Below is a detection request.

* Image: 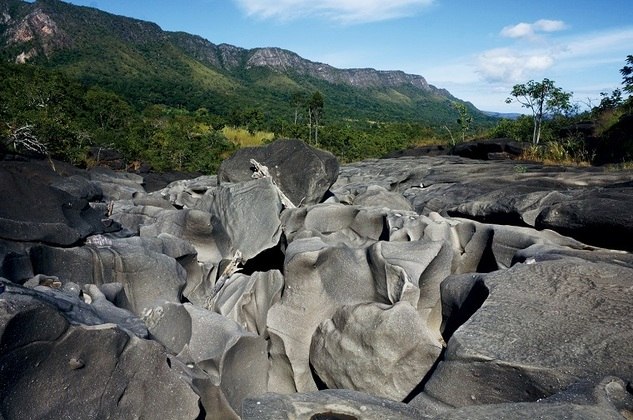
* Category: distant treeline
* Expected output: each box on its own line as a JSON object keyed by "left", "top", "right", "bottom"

{"left": 0, "top": 62, "right": 475, "bottom": 171}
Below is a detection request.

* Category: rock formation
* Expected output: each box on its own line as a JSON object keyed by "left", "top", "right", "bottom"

{"left": 1, "top": 141, "right": 633, "bottom": 419}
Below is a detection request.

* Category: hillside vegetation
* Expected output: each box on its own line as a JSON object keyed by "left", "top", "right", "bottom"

{"left": 0, "top": 0, "right": 502, "bottom": 171}
{"left": 12, "top": 2, "right": 631, "bottom": 171}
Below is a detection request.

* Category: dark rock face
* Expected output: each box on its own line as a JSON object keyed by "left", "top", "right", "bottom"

{"left": 0, "top": 286, "right": 201, "bottom": 419}
{"left": 451, "top": 138, "right": 527, "bottom": 160}
{"left": 0, "top": 162, "right": 107, "bottom": 245}
{"left": 426, "top": 260, "right": 633, "bottom": 406}
{"left": 2, "top": 149, "right": 633, "bottom": 419}
{"left": 333, "top": 156, "right": 633, "bottom": 251}
{"left": 534, "top": 187, "right": 633, "bottom": 251}
{"left": 218, "top": 139, "right": 339, "bottom": 206}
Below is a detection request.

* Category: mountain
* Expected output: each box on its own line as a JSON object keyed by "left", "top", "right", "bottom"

{"left": 483, "top": 111, "right": 523, "bottom": 120}
{"left": 0, "top": 0, "right": 492, "bottom": 126}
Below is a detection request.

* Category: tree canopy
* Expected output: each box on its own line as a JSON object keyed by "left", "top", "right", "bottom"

{"left": 506, "top": 79, "right": 573, "bottom": 144}
{"left": 621, "top": 55, "right": 633, "bottom": 96}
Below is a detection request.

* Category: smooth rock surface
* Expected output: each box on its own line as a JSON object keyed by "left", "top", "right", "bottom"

{"left": 243, "top": 389, "right": 424, "bottom": 420}
{"left": 2, "top": 152, "right": 633, "bottom": 418}
{"left": 0, "top": 162, "right": 106, "bottom": 245}
{"left": 310, "top": 301, "right": 443, "bottom": 401}
{"left": 425, "top": 260, "right": 633, "bottom": 407}
{"left": 0, "top": 294, "right": 201, "bottom": 419}
{"left": 218, "top": 138, "right": 339, "bottom": 206}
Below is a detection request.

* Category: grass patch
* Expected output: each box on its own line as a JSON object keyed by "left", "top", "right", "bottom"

{"left": 410, "top": 137, "right": 448, "bottom": 147}
{"left": 604, "top": 161, "right": 633, "bottom": 171}
{"left": 519, "top": 142, "right": 592, "bottom": 167}
{"left": 222, "top": 127, "right": 275, "bottom": 147}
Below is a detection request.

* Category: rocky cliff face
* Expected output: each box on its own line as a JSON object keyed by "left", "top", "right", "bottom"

{"left": 3, "top": 5, "right": 71, "bottom": 62}
{"left": 245, "top": 47, "right": 432, "bottom": 90}
{"left": 2, "top": 0, "right": 442, "bottom": 94}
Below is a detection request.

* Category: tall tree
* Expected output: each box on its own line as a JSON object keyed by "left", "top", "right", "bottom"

{"left": 454, "top": 102, "right": 473, "bottom": 144}
{"left": 506, "top": 78, "right": 573, "bottom": 144}
{"left": 308, "top": 91, "right": 324, "bottom": 146}
{"left": 621, "top": 55, "right": 633, "bottom": 96}
{"left": 290, "top": 91, "right": 306, "bottom": 125}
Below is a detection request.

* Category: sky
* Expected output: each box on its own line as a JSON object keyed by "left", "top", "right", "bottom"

{"left": 59, "top": 0, "right": 633, "bottom": 113}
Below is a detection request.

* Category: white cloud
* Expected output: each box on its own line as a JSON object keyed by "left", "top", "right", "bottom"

{"left": 233, "top": 0, "right": 434, "bottom": 24}
{"left": 477, "top": 48, "right": 555, "bottom": 83}
{"left": 501, "top": 19, "right": 567, "bottom": 39}
{"left": 534, "top": 19, "right": 567, "bottom": 32}
{"left": 466, "top": 26, "right": 633, "bottom": 110}
{"left": 562, "top": 27, "right": 633, "bottom": 58}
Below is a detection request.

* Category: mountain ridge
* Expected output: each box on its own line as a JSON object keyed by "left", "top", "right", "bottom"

{"left": 1, "top": 0, "right": 490, "bottom": 125}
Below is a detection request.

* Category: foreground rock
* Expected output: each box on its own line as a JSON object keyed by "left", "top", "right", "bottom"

{"left": 310, "top": 301, "right": 442, "bottom": 401}
{"left": 0, "top": 286, "right": 202, "bottom": 419}
{"left": 2, "top": 145, "right": 633, "bottom": 418}
{"left": 425, "top": 259, "right": 633, "bottom": 406}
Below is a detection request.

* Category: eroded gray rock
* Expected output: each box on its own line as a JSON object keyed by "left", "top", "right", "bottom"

{"left": 243, "top": 389, "right": 424, "bottom": 420}
{"left": 209, "top": 270, "right": 284, "bottom": 338}
{"left": 218, "top": 139, "right": 339, "bottom": 206}
{"left": 201, "top": 177, "right": 283, "bottom": 261}
{"left": 29, "top": 239, "right": 187, "bottom": 316}
{"left": 352, "top": 184, "right": 413, "bottom": 211}
{"left": 310, "top": 301, "right": 443, "bottom": 401}
{"left": 0, "top": 294, "right": 201, "bottom": 419}
{"left": 0, "top": 162, "right": 106, "bottom": 246}
{"left": 430, "top": 376, "right": 633, "bottom": 420}
{"left": 425, "top": 260, "right": 633, "bottom": 407}
{"left": 1, "top": 279, "right": 147, "bottom": 337}
{"left": 181, "top": 304, "right": 269, "bottom": 415}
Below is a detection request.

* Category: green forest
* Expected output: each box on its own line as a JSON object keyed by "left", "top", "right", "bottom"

{"left": 1, "top": 0, "right": 632, "bottom": 174}
{"left": 0, "top": 61, "right": 479, "bottom": 172}
{"left": 2, "top": 55, "right": 633, "bottom": 173}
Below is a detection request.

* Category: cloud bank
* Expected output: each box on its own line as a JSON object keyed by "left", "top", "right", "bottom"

{"left": 233, "top": 0, "right": 434, "bottom": 24}
{"left": 477, "top": 48, "right": 556, "bottom": 83}
{"left": 500, "top": 19, "right": 568, "bottom": 39}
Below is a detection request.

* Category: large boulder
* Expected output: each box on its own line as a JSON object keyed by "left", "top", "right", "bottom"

{"left": 218, "top": 139, "right": 339, "bottom": 206}
{"left": 535, "top": 187, "right": 633, "bottom": 252}
{"left": 310, "top": 301, "right": 443, "bottom": 401}
{"left": 0, "top": 162, "right": 106, "bottom": 246}
{"left": 197, "top": 177, "right": 283, "bottom": 261}
{"left": 29, "top": 238, "right": 188, "bottom": 316}
{"left": 424, "top": 260, "right": 633, "bottom": 407}
{"left": 0, "top": 290, "right": 202, "bottom": 419}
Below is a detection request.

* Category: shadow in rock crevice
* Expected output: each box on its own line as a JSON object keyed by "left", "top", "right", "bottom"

{"left": 439, "top": 276, "right": 489, "bottom": 343}
{"left": 402, "top": 347, "right": 446, "bottom": 404}
{"left": 238, "top": 241, "right": 286, "bottom": 276}
{"left": 310, "top": 361, "right": 330, "bottom": 391}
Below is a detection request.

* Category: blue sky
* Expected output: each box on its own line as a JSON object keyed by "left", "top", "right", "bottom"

{"left": 61, "top": 0, "right": 633, "bottom": 113}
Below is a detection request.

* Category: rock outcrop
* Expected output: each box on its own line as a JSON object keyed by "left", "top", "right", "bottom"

{"left": 218, "top": 139, "right": 339, "bottom": 206}
{"left": 1, "top": 146, "right": 633, "bottom": 419}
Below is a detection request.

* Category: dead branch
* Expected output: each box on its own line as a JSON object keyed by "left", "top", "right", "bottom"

{"left": 250, "top": 158, "right": 296, "bottom": 208}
